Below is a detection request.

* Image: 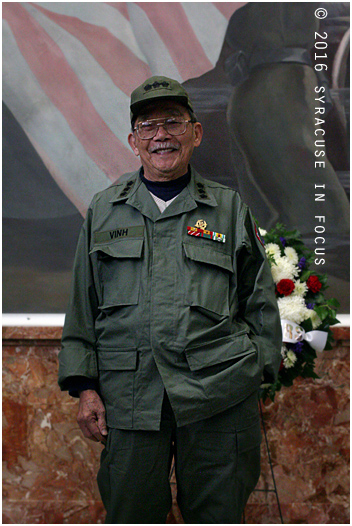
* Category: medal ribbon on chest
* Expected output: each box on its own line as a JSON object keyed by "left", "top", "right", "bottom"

{"left": 187, "top": 226, "right": 226, "bottom": 243}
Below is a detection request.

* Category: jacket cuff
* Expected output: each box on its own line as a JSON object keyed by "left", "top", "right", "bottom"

{"left": 64, "top": 376, "right": 99, "bottom": 398}
{"left": 58, "top": 345, "right": 98, "bottom": 390}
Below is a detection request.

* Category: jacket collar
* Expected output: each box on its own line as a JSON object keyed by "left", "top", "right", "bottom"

{"left": 109, "top": 170, "right": 140, "bottom": 204}
{"left": 187, "top": 167, "right": 218, "bottom": 207}
{"left": 109, "top": 166, "right": 218, "bottom": 221}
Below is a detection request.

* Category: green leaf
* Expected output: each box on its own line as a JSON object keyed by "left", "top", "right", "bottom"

{"left": 300, "top": 270, "right": 313, "bottom": 281}
{"left": 301, "top": 318, "right": 313, "bottom": 332}
{"left": 312, "top": 292, "right": 325, "bottom": 304}
{"left": 315, "top": 306, "right": 328, "bottom": 321}
{"left": 327, "top": 297, "right": 340, "bottom": 309}
{"left": 318, "top": 274, "right": 328, "bottom": 286}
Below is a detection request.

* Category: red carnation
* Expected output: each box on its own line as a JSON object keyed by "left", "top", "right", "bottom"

{"left": 277, "top": 279, "right": 295, "bottom": 296}
{"left": 307, "top": 275, "right": 322, "bottom": 293}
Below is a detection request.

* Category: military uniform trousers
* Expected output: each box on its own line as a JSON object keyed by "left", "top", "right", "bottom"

{"left": 97, "top": 391, "right": 261, "bottom": 524}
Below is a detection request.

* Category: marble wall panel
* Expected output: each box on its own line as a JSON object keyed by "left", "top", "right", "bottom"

{"left": 3, "top": 327, "right": 349, "bottom": 524}
{"left": 244, "top": 332, "right": 350, "bottom": 524}
{"left": 3, "top": 337, "right": 105, "bottom": 524}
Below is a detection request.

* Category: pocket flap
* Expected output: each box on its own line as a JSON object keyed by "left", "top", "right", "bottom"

{"left": 183, "top": 242, "right": 233, "bottom": 273}
{"left": 98, "top": 350, "right": 138, "bottom": 371}
{"left": 90, "top": 238, "right": 143, "bottom": 259}
{"left": 184, "top": 333, "right": 255, "bottom": 372}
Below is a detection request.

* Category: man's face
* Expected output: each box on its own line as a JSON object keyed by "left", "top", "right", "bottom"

{"left": 128, "top": 100, "right": 203, "bottom": 181}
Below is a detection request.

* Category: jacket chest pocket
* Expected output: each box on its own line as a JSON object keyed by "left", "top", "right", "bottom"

{"left": 182, "top": 241, "right": 233, "bottom": 316}
{"left": 90, "top": 238, "right": 144, "bottom": 309}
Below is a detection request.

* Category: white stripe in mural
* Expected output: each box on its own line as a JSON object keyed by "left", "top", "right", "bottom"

{"left": 127, "top": 3, "right": 183, "bottom": 81}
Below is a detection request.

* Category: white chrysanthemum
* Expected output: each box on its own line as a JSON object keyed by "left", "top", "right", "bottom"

{"left": 284, "top": 350, "right": 297, "bottom": 368}
{"left": 292, "top": 280, "right": 308, "bottom": 298}
{"left": 265, "top": 243, "right": 281, "bottom": 261}
{"left": 259, "top": 228, "right": 267, "bottom": 236}
{"left": 284, "top": 246, "right": 299, "bottom": 265}
{"left": 277, "top": 295, "right": 311, "bottom": 325}
{"left": 270, "top": 256, "right": 299, "bottom": 283}
{"left": 307, "top": 309, "right": 322, "bottom": 329}
{"left": 281, "top": 344, "right": 289, "bottom": 358}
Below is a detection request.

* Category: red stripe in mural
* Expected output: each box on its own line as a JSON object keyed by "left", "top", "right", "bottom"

{"left": 3, "top": 3, "right": 139, "bottom": 179}
{"left": 32, "top": 2, "right": 151, "bottom": 96}
{"left": 136, "top": 2, "right": 213, "bottom": 79}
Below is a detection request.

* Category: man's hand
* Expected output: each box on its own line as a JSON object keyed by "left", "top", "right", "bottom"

{"left": 77, "top": 390, "right": 108, "bottom": 444}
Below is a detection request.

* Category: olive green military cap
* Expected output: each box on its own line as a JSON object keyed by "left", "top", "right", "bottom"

{"left": 130, "top": 75, "right": 197, "bottom": 122}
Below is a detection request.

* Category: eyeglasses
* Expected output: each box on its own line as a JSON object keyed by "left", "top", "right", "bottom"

{"left": 134, "top": 118, "right": 193, "bottom": 140}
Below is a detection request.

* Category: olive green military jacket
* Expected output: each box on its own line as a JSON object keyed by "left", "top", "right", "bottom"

{"left": 59, "top": 167, "right": 282, "bottom": 430}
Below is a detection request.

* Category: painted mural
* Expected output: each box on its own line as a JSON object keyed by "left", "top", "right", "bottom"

{"left": 3, "top": 2, "right": 349, "bottom": 312}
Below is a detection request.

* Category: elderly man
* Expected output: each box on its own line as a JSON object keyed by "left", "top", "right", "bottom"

{"left": 59, "top": 76, "right": 282, "bottom": 524}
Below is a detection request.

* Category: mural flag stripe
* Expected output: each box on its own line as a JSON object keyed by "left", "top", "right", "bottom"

{"left": 33, "top": 3, "right": 152, "bottom": 95}
{"left": 3, "top": 20, "right": 112, "bottom": 212}
{"left": 105, "top": 2, "right": 130, "bottom": 21}
{"left": 3, "top": 2, "right": 139, "bottom": 178}
{"left": 136, "top": 2, "right": 213, "bottom": 79}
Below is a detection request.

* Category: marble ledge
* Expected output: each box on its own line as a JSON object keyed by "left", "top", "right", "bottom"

{"left": 331, "top": 325, "right": 350, "bottom": 341}
{"left": 2, "top": 324, "right": 350, "bottom": 342}
{"left": 3, "top": 326, "right": 63, "bottom": 341}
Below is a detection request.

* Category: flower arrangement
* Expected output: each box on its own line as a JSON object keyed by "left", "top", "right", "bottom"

{"left": 258, "top": 223, "right": 340, "bottom": 401}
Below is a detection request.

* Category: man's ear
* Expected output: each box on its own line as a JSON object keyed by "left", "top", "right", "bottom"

{"left": 193, "top": 122, "right": 203, "bottom": 148}
{"left": 128, "top": 133, "right": 139, "bottom": 156}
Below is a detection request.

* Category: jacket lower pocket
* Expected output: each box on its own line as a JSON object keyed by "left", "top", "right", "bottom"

{"left": 184, "top": 333, "right": 261, "bottom": 411}
{"left": 184, "top": 332, "right": 254, "bottom": 371}
{"left": 98, "top": 349, "right": 138, "bottom": 428}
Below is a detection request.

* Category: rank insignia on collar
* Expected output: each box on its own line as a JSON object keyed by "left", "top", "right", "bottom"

{"left": 187, "top": 226, "right": 226, "bottom": 243}
{"left": 195, "top": 219, "right": 207, "bottom": 229}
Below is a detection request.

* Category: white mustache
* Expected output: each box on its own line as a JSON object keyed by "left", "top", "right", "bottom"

{"left": 149, "top": 142, "right": 180, "bottom": 153}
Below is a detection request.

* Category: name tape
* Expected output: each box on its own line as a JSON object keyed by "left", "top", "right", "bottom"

{"left": 94, "top": 226, "right": 144, "bottom": 244}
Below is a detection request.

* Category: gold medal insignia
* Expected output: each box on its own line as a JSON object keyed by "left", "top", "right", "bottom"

{"left": 195, "top": 219, "right": 207, "bottom": 229}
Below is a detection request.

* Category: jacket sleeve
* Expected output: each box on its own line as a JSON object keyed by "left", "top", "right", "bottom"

{"left": 58, "top": 205, "right": 100, "bottom": 391}
{"left": 236, "top": 203, "right": 282, "bottom": 384}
